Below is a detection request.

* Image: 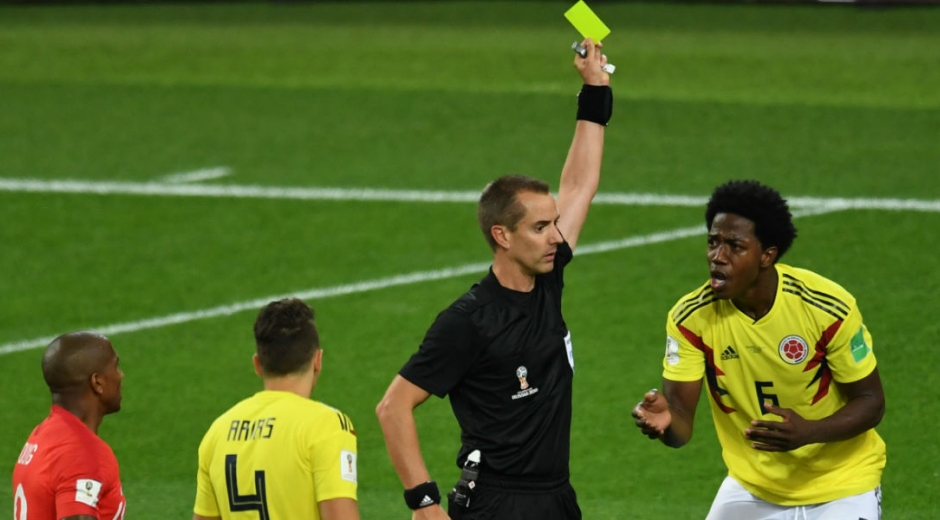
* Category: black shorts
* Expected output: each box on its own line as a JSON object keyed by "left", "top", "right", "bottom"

{"left": 448, "top": 477, "right": 581, "bottom": 520}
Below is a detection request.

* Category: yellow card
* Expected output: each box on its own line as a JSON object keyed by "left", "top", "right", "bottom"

{"left": 564, "top": 0, "right": 611, "bottom": 43}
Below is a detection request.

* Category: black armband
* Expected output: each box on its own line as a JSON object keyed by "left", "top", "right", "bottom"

{"left": 404, "top": 481, "right": 441, "bottom": 510}
{"left": 576, "top": 84, "right": 613, "bottom": 126}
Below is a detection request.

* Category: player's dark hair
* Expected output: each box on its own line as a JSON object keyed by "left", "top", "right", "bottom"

{"left": 705, "top": 180, "right": 797, "bottom": 261}
{"left": 253, "top": 298, "right": 319, "bottom": 376}
{"left": 478, "top": 174, "right": 551, "bottom": 251}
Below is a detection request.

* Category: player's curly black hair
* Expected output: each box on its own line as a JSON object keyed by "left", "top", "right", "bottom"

{"left": 254, "top": 298, "right": 319, "bottom": 376}
{"left": 705, "top": 180, "right": 797, "bottom": 261}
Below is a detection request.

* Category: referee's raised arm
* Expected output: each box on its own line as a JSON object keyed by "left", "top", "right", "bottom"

{"left": 556, "top": 37, "right": 612, "bottom": 251}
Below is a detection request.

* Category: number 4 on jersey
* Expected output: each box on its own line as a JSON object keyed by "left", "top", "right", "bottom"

{"left": 225, "top": 454, "right": 271, "bottom": 520}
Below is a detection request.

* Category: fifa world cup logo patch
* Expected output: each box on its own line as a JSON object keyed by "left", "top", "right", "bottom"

{"left": 778, "top": 335, "right": 809, "bottom": 364}
{"left": 511, "top": 366, "right": 539, "bottom": 400}
{"left": 340, "top": 450, "right": 357, "bottom": 483}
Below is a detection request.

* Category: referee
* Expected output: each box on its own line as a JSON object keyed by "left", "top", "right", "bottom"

{"left": 376, "top": 38, "right": 612, "bottom": 520}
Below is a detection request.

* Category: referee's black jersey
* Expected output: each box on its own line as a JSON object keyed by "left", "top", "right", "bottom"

{"left": 400, "top": 241, "right": 576, "bottom": 482}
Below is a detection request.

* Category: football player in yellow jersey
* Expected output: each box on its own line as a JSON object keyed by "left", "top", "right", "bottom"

{"left": 193, "top": 298, "right": 359, "bottom": 520}
{"left": 632, "top": 180, "right": 886, "bottom": 520}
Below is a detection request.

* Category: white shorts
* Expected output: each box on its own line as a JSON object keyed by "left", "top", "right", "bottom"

{"left": 705, "top": 476, "right": 882, "bottom": 520}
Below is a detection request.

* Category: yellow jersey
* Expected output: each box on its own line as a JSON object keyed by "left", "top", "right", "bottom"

{"left": 662, "top": 263, "right": 885, "bottom": 505}
{"left": 194, "top": 390, "right": 358, "bottom": 519}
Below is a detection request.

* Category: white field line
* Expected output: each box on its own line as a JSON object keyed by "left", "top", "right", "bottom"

{"left": 160, "top": 167, "right": 231, "bottom": 184}
{"left": 1, "top": 178, "right": 939, "bottom": 212}
{"left": 0, "top": 205, "right": 847, "bottom": 357}
{"left": 0, "top": 261, "right": 488, "bottom": 356}
{"left": 0, "top": 178, "right": 480, "bottom": 203}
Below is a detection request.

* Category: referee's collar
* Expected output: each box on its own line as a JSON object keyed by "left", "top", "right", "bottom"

{"left": 480, "top": 245, "right": 568, "bottom": 295}
{"left": 479, "top": 267, "right": 537, "bottom": 298}
{"left": 477, "top": 268, "right": 501, "bottom": 295}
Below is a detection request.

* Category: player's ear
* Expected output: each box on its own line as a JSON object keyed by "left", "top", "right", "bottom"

{"left": 313, "top": 349, "right": 323, "bottom": 377}
{"left": 90, "top": 372, "right": 105, "bottom": 396}
{"left": 761, "top": 246, "right": 778, "bottom": 268}
{"left": 252, "top": 354, "right": 263, "bottom": 378}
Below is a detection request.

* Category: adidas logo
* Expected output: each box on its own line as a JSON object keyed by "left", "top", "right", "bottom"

{"left": 419, "top": 495, "right": 435, "bottom": 507}
{"left": 721, "top": 346, "right": 739, "bottom": 360}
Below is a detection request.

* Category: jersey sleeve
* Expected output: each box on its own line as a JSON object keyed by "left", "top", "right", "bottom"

{"left": 309, "top": 410, "right": 358, "bottom": 503}
{"left": 662, "top": 311, "right": 706, "bottom": 382}
{"left": 399, "top": 307, "right": 481, "bottom": 397}
{"left": 826, "top": 305, "right": 877, "bottom": 383}
{"left": 53, "top": 445, "right": 106, "bottom": 518}
{"left": 193, "top": 429, "right": 221, "bottom": 517}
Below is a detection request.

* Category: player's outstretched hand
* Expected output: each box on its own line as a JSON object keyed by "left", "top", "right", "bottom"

{"left": 413, "top": 504, "right": 451, "bottom": 520}
{"left": 574, "top": 38, "right": 610, "bottom": 87}
{"left": 632, "top": 389, "right": 672, "bottom": 439}
{"left": 746, "top": 404, "right": 819, "bottom": 452}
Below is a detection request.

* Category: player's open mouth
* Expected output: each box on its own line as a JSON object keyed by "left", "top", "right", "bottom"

{"left": 710, "top": 271, "right": 727, "bottom": 290}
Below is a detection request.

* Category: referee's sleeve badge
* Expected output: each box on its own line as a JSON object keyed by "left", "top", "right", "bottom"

{"left": 564, "top": 331, "right": 574, "bottom": 371}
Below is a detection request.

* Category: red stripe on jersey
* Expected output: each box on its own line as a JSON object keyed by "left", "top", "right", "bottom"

{"left": 678, "top": 324, "right": 736, "bottom": 413}
{"left": 804, "top": 320, "right": 842, "bottom": 404}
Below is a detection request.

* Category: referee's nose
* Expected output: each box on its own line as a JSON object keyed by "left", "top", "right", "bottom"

{"left": 549, "top": 221, "right": 564, "bottom": 245}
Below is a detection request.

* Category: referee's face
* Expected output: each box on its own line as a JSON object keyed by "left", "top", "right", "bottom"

{"left": 508, "top": 191, "right": 563, "bottom": 276}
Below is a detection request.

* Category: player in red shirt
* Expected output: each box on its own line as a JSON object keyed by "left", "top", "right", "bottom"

{"left": 12, "top": 331, "right": 126, "bottom": 520}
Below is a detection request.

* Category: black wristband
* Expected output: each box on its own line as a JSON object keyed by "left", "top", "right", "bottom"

{"left": 404, "top": 481, "right": 441, "bottom": 510}
{"left": 576, "top": 84, "right": 613, "bottom": 126}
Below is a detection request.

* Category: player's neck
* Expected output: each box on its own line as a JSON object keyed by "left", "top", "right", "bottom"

{"left": 262, "top": 373, "right": 315, "bottom": 399}
{"left": 732, "top": 266, "right": 779, "bottom": 321}
{"left": 52, "top": 396, "right": 104, "bottom": 434}
{"left": 492, "top": 255, "right": 536, "bottom": 292}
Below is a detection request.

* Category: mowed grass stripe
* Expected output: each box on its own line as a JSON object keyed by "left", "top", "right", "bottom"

{"left": 0, "top": 205, "right": 847, "bottom": 357}
{"left": 0, "top": 226, "right": 696, "bottom": 355}
{"left": 1, "top": 4, "right": 938, "bottom": 110}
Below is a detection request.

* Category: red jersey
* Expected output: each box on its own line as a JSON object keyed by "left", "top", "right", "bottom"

{"left": 12, "top": 405, "right": 126, "bottom": 520}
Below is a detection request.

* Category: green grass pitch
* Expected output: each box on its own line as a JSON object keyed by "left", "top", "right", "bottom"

{"left": 1, "top": 1, "right": 939, "bottom": 518}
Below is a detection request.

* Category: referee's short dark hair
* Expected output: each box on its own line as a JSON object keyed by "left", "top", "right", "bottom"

{"left": 254, "top": 298, "right": 319, "bottom": 376}
{"left": 478, "top": 174, "right": 551, "bottom": 251}
{"left": 705, "top": 180, "right": 798, "bottom": 261}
